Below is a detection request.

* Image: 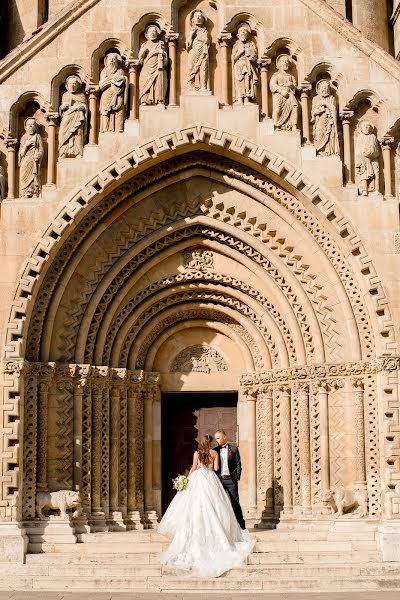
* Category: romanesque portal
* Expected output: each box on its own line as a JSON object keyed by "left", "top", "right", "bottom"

{"left": 0, "top": 0, "right": 399, "bottom": 573}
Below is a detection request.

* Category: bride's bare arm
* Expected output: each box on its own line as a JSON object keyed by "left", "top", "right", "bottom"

{"left": 188, "top": 451, "right": 199, "bottom": 476}
{"left": 212, "top": 450, "right": 219, "bottom": 472}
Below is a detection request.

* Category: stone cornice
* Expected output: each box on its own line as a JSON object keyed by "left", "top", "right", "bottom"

{"left": 240, "top": 357, "right": 400, "bottom": 386}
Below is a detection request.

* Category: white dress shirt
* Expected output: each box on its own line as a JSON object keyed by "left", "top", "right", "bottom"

{"left": 220, "top": 445, "right": 230, "bottom": 476}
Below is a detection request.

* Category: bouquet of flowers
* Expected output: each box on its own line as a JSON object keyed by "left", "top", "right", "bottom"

{"left": 172, "top": 474, "right": 188, "bottom": 492}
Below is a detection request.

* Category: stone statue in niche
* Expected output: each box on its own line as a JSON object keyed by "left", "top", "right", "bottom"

{"left": 58, "top": 74, "right": 88, "bottom": 158}
{"left": 186, "top": 9, "right": 210, "bottom": 92}
{"left": 355, "top": 120, "right": 380, "bottom": 196}
{"left": 139, "top": 24, "right": 168, "bottom": 105}
{"left": 0, "top": 165, "right": 6, "bottom": 202}
{"left": 232, "top": 23, "right": 258, "bottom": 105}
{"left": 270, "top": 55, "right": 298, "bottom": 131}
{"left": 99, "top": 52, "right": 128, "bottom": 132}
{"left": 18, "top": 117, "right": 44, "bottom": 198}
{"left": 311, "top": 79, "right": 340, "bottom": 156}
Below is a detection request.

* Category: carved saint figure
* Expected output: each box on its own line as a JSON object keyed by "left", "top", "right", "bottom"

{"left": 58, "top": 75, "right": 88, "bottom": 158}
{"left": 355, "top": 120, "right": 380, "bottom": 196}
{"left": 186, "top": 9, "right": 210, "bottom": 91}
{"left": 99, "top": 52, "right": 128, "bottom": 132}
{"left": 311, "top": 79, "right": 340, "bottom": 156}
{"left": 270, "top": 55, "right": 298, "bottom": 131}
{"left": 0, "top": 165, "right": 6, "bottom": 202}
{"left": 232, "top": 23, "right": 258, "bottom": 104}
{"left": 18, "top": 117, "right": 44, "bottom": 198}
{"left": 139, "top": 24, "right": 168, "bottom": 105}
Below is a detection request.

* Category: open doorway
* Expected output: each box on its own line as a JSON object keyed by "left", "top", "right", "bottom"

{"left": 161, "top": 391, "right": 238, "bottom": 513}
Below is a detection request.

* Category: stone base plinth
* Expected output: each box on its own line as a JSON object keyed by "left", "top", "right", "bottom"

{"left": 180, "top": 93, "right": 219, "bottom": 129}
{"left": 0, "top": 523, "right": 28, "bottom": 563}
{"left": 144, "top": 510, "right": 158, "bottom": 529}
{"left": 107, "top": 511, "right": 127, "bottom": 531}
{"left": 90, "top": 511, "right": 107, "bottom": 532}
{"left": 378, "top": 522, "right": 400, "bottom": 561}
{"left": 25, "top": 517, "right": 78, "bottom": 551}
{"left": 218, "top": 103, "right": 260, "bottom": 139}
{"left": 125, "top": 510, "right": 144, "bottom": 530}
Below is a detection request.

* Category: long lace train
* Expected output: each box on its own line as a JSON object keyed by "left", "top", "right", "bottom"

{"left": 158, "top": 465, "right": 255, "bottom": 578}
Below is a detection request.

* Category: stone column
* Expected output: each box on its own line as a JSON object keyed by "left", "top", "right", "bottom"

{"left": 167, "top": 33, "right": 179, "bottom": 107}
{"left": 279, "top": 384, "right": 293, "bottom": 514}
{"left": 119, "top": 384, "right": 128, "bottom": 521}
{"left": 6, "top": 139, "right": 17, "bottom": 199}
{"left": 81, "top": 382, "right": 92, "bottom": 518}
{"left": 245, "top": 386, "right": 258, "bottom": 516}
{"left": 88, "top": 87, "right": 99, "bottom": 145}
{"left": 297, "top": 382, "right": 311, "bottom": 512}
{"left": 37, "top": 379, "right": 50, "bottom": 492}
{"left": 352, "top": 378, "right": 367, "bottom": 489}
{"left": 316, "top": 380, "right": 330, "bottom": 494}
{"left": 101, "top": 387, "right": 110, "bottom": 518}
{"left": 73, "top": 381, "right": 84, "bottom": 493}
{"left": 257, "top": 384, "right": 274, "bottom": 521}
{"left": 218, "top": 33, "right": 231, "bottom": 106}
{"left": 108, "top": 386, "right": 125, "bottom": 530}
{"left": 143, "top": 383, "right": 158, "bottom": 527}
{"left": 91, "top": 383, "right": 106, "bottom": 530}
{"left": 127, "top": 60, "right": 140, "bottom": 120}
{"left": 341, "top": 110, "right": 354, "bottom": 184}
{"left": 45, "top": 112, "right": 58, "bottom": 186}
{"left": 259, "top": 58, "right": 271, "bottom": 119}
{"left": 126, "top": 380, "right": 143, "bottom": 529}
{"left": 299, "top": 85, "right": 312, "bottom": 145}
{"left": 381, "top": 137, "right": 394, "bottom": 198}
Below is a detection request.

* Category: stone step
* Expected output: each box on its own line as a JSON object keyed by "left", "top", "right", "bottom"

{"left": 25, "top": 552, "right": 160, "bottom": 564}
{"left": 249, "top": 550, "right": 381, "bottom": 564}
{"left": 253, "top": 539, "right": 377, "bottom": 552}
{"left": 3, "top": 573, "right": 399, "bottom": 592}
{"left": 255, "top": 529, "right": 377, "bottom": 541}
{"left": 27, "top": 540, "right": 168, "bottom": 554}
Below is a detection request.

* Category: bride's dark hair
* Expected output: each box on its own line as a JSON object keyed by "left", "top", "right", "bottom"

{"left": 197, "top": 433, "right": 213, "bottom": 466}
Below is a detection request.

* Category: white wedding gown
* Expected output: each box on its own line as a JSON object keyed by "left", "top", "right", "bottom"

{"left": 158, "top": 463, "right": 255, "bottom": 578}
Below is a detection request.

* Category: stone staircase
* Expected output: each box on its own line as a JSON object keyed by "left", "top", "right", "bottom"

{"left": 1, "top": 521, "right": 400, "bottom": 592}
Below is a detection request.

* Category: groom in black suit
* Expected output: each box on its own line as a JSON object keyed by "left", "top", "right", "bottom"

{"left": 214, "top": 429, "right": 246, "bottom": 529}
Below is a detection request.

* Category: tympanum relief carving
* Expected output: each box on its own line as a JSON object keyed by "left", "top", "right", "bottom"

{"left": 171, "top": 344, "right": 228, "bottom": 373}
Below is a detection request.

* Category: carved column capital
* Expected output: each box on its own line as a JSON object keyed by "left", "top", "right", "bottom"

{"left": 45, "top": 112, "right": 59, "bottom": 126}
{"left": 381, "top": 136, "right": 395, "bottom": 148}
{"left": 217, "top": 32, "right": 232, "bottom": 47}
{"left": 298, "top": 83, "right": 312, "bottom": 97}
{"left": 340, "top": 110, "right": 354, "bottom": 124}
{"left": 166, "top": 32, "right": 179, "bottom": 45}
{"left": 5, "top": 138, "right": 18, "bottom": 150}
{"left": 243, "top": 386, "right": 259, "bottom": 401}
{"left": 351, "top": 377, "right": 365, "bottom": 390}
{"left": 258, "top": 57, "right": 272, "bottom": 71}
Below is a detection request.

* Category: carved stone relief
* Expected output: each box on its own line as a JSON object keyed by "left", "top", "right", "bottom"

{"left": 270, "top": 55, "right": 298, "bottom": 131}
{"left": 139, "top": 25, "right": 168, "bottom": 106}
{"left": 186, "top": 9, "right": 210, "bottom": 92}
{"left": 58, "top": 75, "right": 88, "bottom": 158}
{"left": 355, "top": 120, "right": 380, "bottom": 196}
{"left": 183, "top": 248, "right": 214, "bottom": 271}
{"left": 18, "top": 117, "right": 43, "bottom": 198}
{"left": 170, "top": 344, "right": 228, "bottom": 373}
{"left": 311, "top": 80, "right": 339, "bottom": 156}
{"left": 232, "top": 23, "right": 258, "bottom": 105}
{"left": 99, "top": 53, "right": 128, "bottom": 133}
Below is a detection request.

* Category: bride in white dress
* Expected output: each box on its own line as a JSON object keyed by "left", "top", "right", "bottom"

{"left": 158, "top": 434, "right": 255, "bottom": 578}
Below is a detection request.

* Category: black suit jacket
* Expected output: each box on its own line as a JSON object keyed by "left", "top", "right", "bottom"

{"left": 215, "top": 443, "right": 242, "bottom": 483}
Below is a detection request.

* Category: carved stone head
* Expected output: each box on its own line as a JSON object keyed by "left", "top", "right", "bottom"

{"left": 237, "top": 23, "right": 251, "bottom": 42}
{"left": 358, "top": 119, "right": 374, "bottom": 135}
{"left": 316, "top": 79, "right": 331, "bottom": 98}
{"left": 24, "top": 117, "right": 39, "bottom": 135}
{"left": 105, "top": 52, "right": 121, "bottom": 73}
{"left": 276, "top": 54, "right": 292, "bottom": 72}
{"left": 65, "top": 74, "right": 82, "bottom": 93}
{"left": 190, "top": 9, "right": 206, "bottom": 27}
{"left": 145, "top": 23, "right": 161, "bottom": 42}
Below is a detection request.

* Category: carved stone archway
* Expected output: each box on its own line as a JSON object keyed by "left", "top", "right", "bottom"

{"left": 1, "top": 127, "right": 399, "bottom": 558}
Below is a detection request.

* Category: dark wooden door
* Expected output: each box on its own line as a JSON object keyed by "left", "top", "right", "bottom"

{"left": 161, "top": 392, "right": 237, "bottom": 513}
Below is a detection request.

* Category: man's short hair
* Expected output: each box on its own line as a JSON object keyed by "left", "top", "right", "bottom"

{"left": 215, "top": 429, "right": 226, "bottom": 436}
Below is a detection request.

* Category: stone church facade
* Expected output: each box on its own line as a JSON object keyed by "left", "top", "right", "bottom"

{"left": 0, "top": 0, "right": 400, "bottom": 570}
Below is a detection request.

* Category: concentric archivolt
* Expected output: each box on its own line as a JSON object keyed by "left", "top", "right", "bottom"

{"left": 5, "top": 127, "right": 396, "bottom": 368}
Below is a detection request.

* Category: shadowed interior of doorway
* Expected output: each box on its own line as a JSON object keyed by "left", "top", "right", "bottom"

{"left": 161, "top": 391, "right": 238, "bottom": 513}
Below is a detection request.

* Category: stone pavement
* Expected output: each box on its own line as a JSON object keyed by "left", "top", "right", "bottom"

{"left": 1, "top": 593, "right": 400, "bottom": 600}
